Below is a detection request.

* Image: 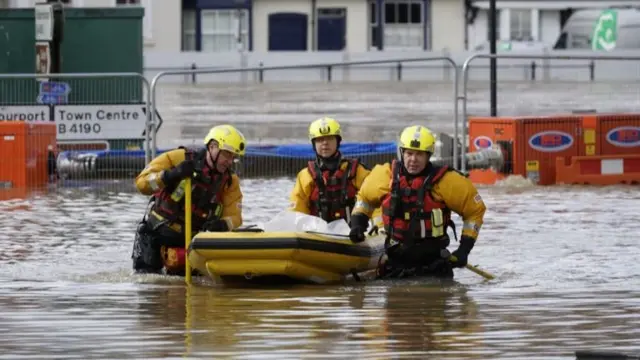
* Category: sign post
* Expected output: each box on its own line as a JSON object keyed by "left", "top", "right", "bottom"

{"left": 35, "top": 42, "right": 52, "bottom": 81}
{"left": 35, "top": 0, "right": 67, "bottom": 126}
{"left": 35, "top": 2, "right": 59, "bottom": 80}
{"left": 35, "top": 2, "right": 54, "bottom": 82}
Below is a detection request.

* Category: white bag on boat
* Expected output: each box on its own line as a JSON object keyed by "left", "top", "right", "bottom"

{"left": 261, "top": 210, "right": 350, "bottom": 236}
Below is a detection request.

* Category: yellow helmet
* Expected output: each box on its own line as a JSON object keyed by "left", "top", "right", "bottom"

{"left": 398, "top": 125, "right": 436, "bottom": 153}
{"left": 203, "top": 124, "right": 247, "bottom": 156}
{"left": 308, "top": 117, "right": 342, "bottom": 141}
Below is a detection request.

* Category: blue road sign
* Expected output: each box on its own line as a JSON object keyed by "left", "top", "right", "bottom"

{"left": 37, "top": 81, "right": 71, "bottom": 105}
{"left": 37, "top": 93, "right": 69, "bottom": 105}
{"left": 39, "top": 81, "right": 71, "bottom": 95}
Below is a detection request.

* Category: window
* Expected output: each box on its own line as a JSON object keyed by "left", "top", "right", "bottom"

{"left": 383, "top": 0, "right": 423, "bottom": 49}
{"left": 201, "top": 9, "right": 249, "bottom": 52}
{"left": 570, "top": 33, "right": 591, "bottom": 49}
{"left": 317, "top": 8, "right": 344, "bottom": 17}
{"left": 553, "top": 32, "right": 567, "bottom": 49}
{"left": 182, "top": 10, "right": 196, "bottom": 51}
{"left": 509, "top": 9, "right": 532, "bottom": 41}
{"left": 384, "top": 1, "right": 421, "bottom": 24}
{"left": 368, "top": 0, "right": 379, "bottom": 49}
{"left": 116, "top": 0, "right": 140, "bottom": 4}
{"left": 486, "top": 9, "right": 500, "bottom": 41}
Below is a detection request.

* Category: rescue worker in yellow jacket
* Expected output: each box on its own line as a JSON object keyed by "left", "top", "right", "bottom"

{"left": 131, "top": 124, "right": 246, "bottom": 274}
{"left": 349, "top": 125, "right": 486, "bottom": 278}
{"left": 289, "top": 117, "right": 378, "bottom": 225}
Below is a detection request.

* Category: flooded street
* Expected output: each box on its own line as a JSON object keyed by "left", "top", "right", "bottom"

{"left": 1, "top": 178, "right": 639, "bottom": 359}
{"left": 2, "top": 80, "right": 640, "bottom": 358}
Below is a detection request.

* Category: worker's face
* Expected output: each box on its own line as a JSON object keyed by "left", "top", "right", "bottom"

{"left": 402, "top": 149, "right": 429, "bottom": 174}
{"left": 314, "top": 135, "right": 338, "bottom": 158}
{"left": 208, "top": 142, "right": 237, "bottom": 173}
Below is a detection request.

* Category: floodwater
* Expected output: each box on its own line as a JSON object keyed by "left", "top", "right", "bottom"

{"left": 2, "top": 82, "right": 640, "bottom": 359}
{"left": 1, "top": 177, "right": 639, "bottom": 359}
{"left": 152, "top": 81, "right": 640, "bottom": 148}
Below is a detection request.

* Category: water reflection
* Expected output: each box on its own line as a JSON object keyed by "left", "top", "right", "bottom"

{"left": 0, "top": 278, "right": 639, "bottom": 358}
{"left": 134, "top": 280, "right": 482, "bottom": 359}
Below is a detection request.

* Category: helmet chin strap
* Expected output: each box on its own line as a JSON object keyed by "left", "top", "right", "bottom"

{"left": 208, "top": 148, "right": 222, "bottom": 173}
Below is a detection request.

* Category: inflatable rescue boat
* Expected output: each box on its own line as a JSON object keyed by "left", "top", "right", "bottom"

{"left": 186, "top": 230, "right": 386, "bottom": 284}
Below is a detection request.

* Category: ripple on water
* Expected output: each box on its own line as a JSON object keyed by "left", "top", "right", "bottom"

{"left": 0, "top": 176, "right": 639, "bottom": 359}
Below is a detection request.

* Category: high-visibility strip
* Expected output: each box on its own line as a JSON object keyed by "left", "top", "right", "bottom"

{"left": 463, "top": 222, "right": 480, "bottom": 233}
{"left": 431, "top": 209, "right": 444, "bottom": 237}
{"left": 221, "top": 217, "right": 234, "bottom": 231}
{"left": 354, "top": 200, "right": 372, "bottom": 212}
{"left": 147, "top": 172, "right": 162, "bottom": 191}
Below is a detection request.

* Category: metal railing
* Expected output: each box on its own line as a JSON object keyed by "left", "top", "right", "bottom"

{"left": 148, "top": 56, "right": 462, "bottom": 168}
{"left": 145, "top": 61, "right": 598, "bottom": 84}
{"left": 458, "top": 53, "right": 640, "bottom": 172}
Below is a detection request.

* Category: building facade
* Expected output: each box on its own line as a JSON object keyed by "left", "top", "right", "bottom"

{"left": 179, "top": 0, "right": 465, "bottom": 52}
{"left": 2, "top": 0, "right": 637, "bottom": 52}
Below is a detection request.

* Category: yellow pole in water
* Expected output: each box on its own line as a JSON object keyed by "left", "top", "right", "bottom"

{"left": 449, "top": 255, "right": 496, "bottom": 280}
{"left": 184, "top": 177, "right": 192, "bottom": 285}
{"left": 184, "top": 282, "right": 193, "bottom": 357}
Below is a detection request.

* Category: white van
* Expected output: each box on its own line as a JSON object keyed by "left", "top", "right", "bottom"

{"left": 553, "top": 8, "right": 640, "bottom": 50}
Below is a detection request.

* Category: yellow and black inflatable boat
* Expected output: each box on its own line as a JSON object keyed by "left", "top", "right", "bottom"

{"left": 187, "top": 230, "right": 386, "bottom": 284}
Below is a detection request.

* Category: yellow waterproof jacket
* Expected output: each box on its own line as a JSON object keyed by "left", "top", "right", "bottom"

{"left": 135, "top": 148, "right": 243, "bottom": 230}
{"left": 289, "top": 159, "right": 382, "bottom": 222}
{"left": 352, "top": 163, "right": 486, "bottom": 240}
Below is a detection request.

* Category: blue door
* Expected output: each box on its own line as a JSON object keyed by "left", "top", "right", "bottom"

{"left": 268, "top": 13, "right": 308, "bottom": 51}
{"left": 317, "top": 8, "right": 346, "bottom": 51}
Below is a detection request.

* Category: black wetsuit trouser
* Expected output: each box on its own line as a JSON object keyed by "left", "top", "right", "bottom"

{"left": 378, "top": 237, "right": 453, "bottom": 279}
{"left": 131, "top": 218, "right": 185, "bottom": 274}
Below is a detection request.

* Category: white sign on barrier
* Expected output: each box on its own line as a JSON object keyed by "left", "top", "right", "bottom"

{"left": 0, "top": 104, "right": 155, "bottom": 141}
{"left": 54, "top": 104, "right": 148, "bottom": 140}
{"left": 0, "top": 106, "right": 50, "bottom": 122}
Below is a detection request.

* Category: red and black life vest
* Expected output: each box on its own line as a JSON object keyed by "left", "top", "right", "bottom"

{"left": 151, "top": 147, "right": 231, "bottom": 232}
{"left": 308, "top": 158, "right": 359, "bottom": 222}
{"left": 382, "top": 159, "right": 452, "bottom": 243}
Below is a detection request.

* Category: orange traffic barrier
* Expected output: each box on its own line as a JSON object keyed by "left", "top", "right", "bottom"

{"left": 596, "top": 114, "right": 640, "bottom": 156}
{"left": 0, "top": 122, "right": 57, "bottom": 195}
{"left": 556, "top": 154, "right": 640, "bottom": 185}
{"left": 468, "top": 113, "right": 640, "bottom": 186}
{"left": 468, "top": 115, "right": 583, "bottom": 185}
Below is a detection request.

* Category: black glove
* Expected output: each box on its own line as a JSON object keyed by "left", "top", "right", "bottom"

{"left": 349, "top": 213, "right": 369, "bottom": 243}
{"left": 161, "top": 159, "right": 195, "bottom": 187}
{"left": 202, "top": 219, "right": 229, "bottom": 232}
{"left": 450, "top": 235, "right": 475, "bottom": 268}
